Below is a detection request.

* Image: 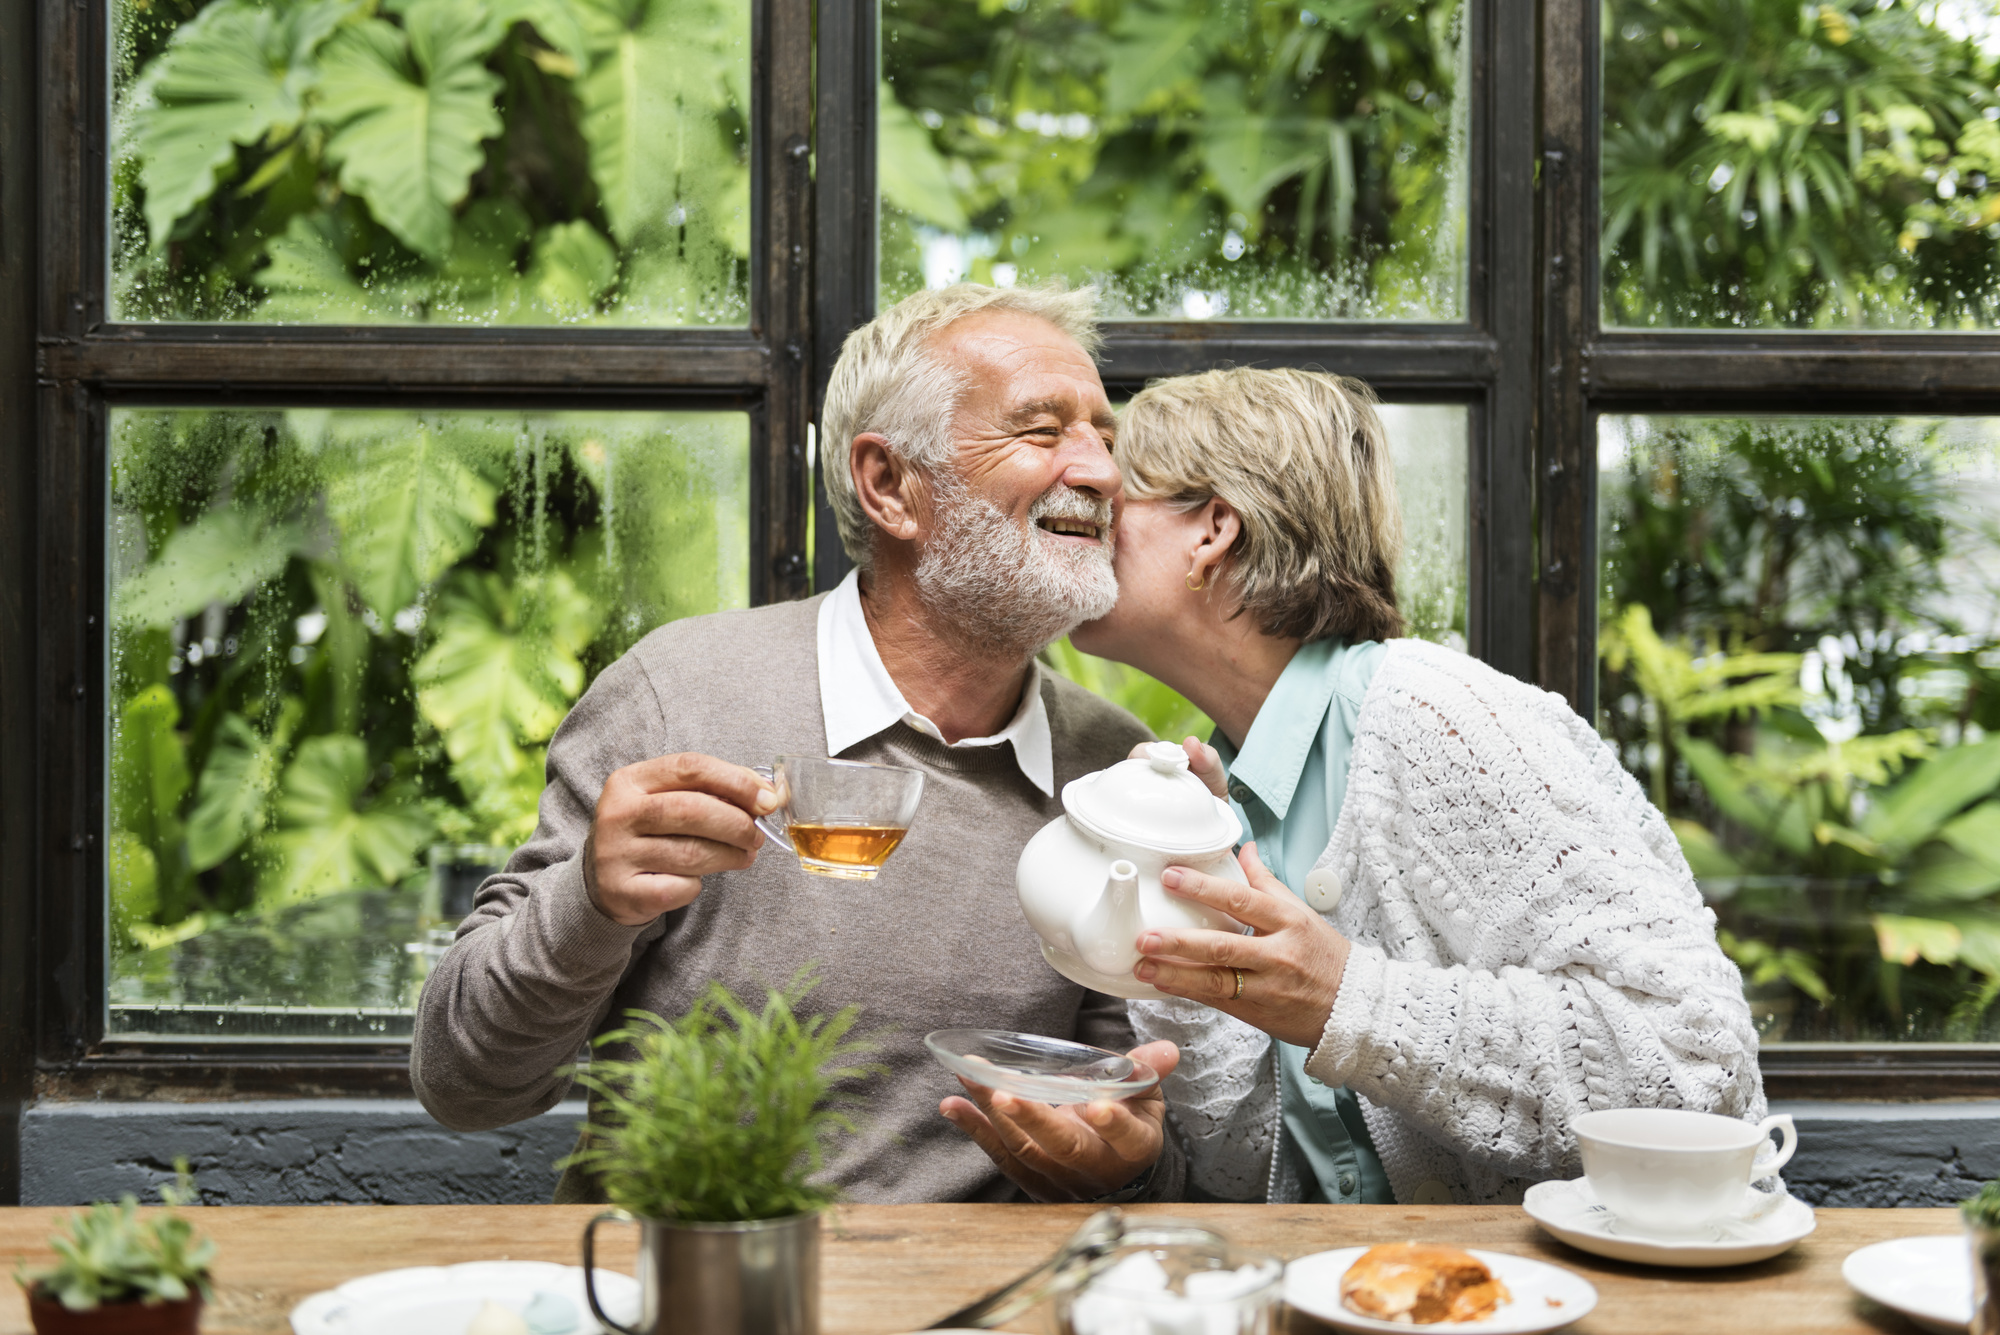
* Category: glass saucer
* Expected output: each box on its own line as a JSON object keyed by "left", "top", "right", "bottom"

{"left": 924, "top": 1029, "right": 1159, "bottom": 1105}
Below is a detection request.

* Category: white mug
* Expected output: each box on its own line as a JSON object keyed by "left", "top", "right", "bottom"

{"left": 1571, "top": 1108, "right": 1797, "bottom": 1237}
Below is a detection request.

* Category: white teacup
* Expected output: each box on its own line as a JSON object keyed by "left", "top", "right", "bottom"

{"left": 1572, "top": 1108, "right": 1797, "bottom": 1237}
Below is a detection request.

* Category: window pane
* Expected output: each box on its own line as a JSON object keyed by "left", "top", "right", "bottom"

{"left": 1602, "top": 1, "right": 2000, "bottom": 330}
{"left": 880, "top": 0, "right": 1469, "bottom": 320}
{"left": 1598, "top": 414, "right": 2000, "bottom": 1042}
{"left": 107, "top": 408, "right": 750, "bottom": 1039}
{"left": 1047, "top": 400, "right": 1468, "bottom": 737}
{"left": 111, "top": 1, "right": 749, "bottom": 325}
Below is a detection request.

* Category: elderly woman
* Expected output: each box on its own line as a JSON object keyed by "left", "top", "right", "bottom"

{"left": 1061, "top": 367, "right": 1763, "bottom": 1206}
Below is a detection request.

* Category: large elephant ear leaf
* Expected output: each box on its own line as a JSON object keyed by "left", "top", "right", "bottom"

{"left": 187, "top": 701, "right": 302, "bottom": 873}
{"left": 259, "top": 735, "right": 433, "bottom": 907}
{"left": 413, "top": 568, "right": 600, "bottom": 806}
{"left": 574, "top": 0, "right": 747, "bottom": 248}
{"left": 315, "top": 1, "right": 505, "bottom": 261}
{"left": 114, "top": 507, "right": 303, "bottom": 628}
{"left": 323, "top": 420, "right": 500, "bottom": 620}
{"left": 877, "top": 85, "right": 967, "bottom": 232}
{"left": 132, "top": 0, "right": 349, "bottom": 247}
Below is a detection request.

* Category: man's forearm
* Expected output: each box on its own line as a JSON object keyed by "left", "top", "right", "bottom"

{"left": 411, "top": 856, "right": 649, "bottom": 1131}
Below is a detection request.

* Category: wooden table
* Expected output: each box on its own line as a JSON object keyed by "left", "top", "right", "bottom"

{"left": 0, "top": 1203, "right": 1964, "bottom": 1333}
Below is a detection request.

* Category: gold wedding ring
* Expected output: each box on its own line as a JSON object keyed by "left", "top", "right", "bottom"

{"left": 1231, "top": 967, "right": 1245, "bottom": 1001}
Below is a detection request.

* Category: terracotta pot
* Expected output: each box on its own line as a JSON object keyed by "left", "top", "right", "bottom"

{"left": 26, "top": 1294, "right": 201, "bottom": 1335}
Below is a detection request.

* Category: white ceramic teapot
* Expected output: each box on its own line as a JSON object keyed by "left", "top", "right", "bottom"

{"left": 1016, "top": 741, "right": 1248, "bottom": 1000}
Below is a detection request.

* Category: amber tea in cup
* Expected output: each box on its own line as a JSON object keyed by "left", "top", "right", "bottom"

{"left": 752, "top": 756, "right": 925, "bottom": 880}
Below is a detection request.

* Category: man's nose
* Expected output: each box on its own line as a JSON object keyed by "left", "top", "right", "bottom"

{"left": 1057, "top": 423, "right": 1123, "bottom": 501}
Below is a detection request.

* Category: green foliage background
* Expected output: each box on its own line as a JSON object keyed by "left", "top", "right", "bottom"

{"left": 1600, "top": 417, "right": 2000, "bottom": 1039}
{"left": 877, "top": 0, "right": 1469, "bottom": 318}
{"left": 1603, "top": 0, "right": 2000, "bottom": 327}
{"left": 108, "top": 408, "right": 749, "bottom": 965}
{"left": 113, "top": 0, "right": 750, "bottom": 323}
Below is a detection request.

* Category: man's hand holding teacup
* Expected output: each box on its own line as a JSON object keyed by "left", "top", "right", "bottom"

{"left": 583, "top": 753, "right": 779, "bottom": 925}
{"left": 940, "top": 1040, "right": 1178, "bottom": 1201}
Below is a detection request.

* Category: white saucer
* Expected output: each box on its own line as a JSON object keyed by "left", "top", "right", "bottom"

{"left": 1284, "top": 1247, "right": 1596, "bottom": 1333}
{"left": 1522, "top": 1178, "right": 1815, "bottom": 1267}
{"left": 1842, "top": 1235, "right": 1972, "bottom": 1334}
{"left": 289, "top": 1260, "right": 641, "bottom": 1335}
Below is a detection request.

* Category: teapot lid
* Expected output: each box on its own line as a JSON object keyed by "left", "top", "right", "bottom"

{"left": 1061, "top": 741, "right": 1242, "bottom": 856}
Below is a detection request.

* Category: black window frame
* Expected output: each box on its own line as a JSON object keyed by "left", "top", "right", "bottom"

{"left": 10, "top": 0, "right": 1994, "bottom": 1204}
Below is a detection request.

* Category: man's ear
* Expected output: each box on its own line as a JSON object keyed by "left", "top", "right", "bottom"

{"left": 1188, "top": 497, "right": 1243, "bottom": 588}
{"left": 851, "top": 433, "right": 926, "bottom": 544}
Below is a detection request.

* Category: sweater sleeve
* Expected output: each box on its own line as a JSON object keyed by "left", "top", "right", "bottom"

{"left": 1299, "top": 648, "right": 1764, "bottom": 1184}
{"left": 410, "top": 652, "right": 670, "bottom": 1132}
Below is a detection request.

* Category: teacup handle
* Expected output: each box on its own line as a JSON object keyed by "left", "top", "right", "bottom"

{"left": 1751, "top": 1113, "right": 1797, "bottom": 1180}
{"left": 581, "top": 1208, "right": 642, "bottom": 1335}
{"left": 750, "top": 765, "right": 791, "bottom": 849}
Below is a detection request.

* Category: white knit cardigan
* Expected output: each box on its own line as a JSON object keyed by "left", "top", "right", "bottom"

{"left": 1130, "top": 638, "right": 1765, "bottom": 1205}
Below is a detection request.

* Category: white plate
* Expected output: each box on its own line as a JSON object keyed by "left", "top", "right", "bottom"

{"left": 1842, "top": 1234, "right": 1973, "bottom": 1334}
{"left": 1284, "top": 1248, "right": 1596, "bottom": 1334}
{"left": 290, "top": 1260, "right": 641, "bottom": 1335}
{"left": 1522, "top": 1177, "right": 1815, "bottom": 1267}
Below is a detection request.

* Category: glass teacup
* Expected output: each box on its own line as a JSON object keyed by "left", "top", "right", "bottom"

{"left": 751, "top": 756, "right": 925, "bottom": 880}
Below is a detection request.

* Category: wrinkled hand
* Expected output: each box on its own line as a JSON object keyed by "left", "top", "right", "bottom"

{"left": 583, "top": 753, "right": 778, "bottom": 925}
{"left": 1128, "top": 736, "right": 1227, "bottom": 799}
{"left": 1134, "top": 843, "right": 1351, "bottom": 1049}
{"left": 940, "top": 1040, "right": 1179, "bottom": 1202}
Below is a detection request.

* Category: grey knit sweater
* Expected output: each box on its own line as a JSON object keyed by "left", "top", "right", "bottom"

{"left": 409, "top": 593, "right": 1182, "bottom": 1204}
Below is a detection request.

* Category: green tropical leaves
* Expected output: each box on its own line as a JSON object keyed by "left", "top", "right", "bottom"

{"left": 415, "top": 567, "right": 601, "bottom": 803}
{"left": 187, "top": 701, "right": 303, "bottom": 873}
{"left": 1602, "top": 0, "right": 2000, "bottom": 326}
{"left": 132, "top": 0, "right": 348, "bottom": 246}
{"left": 324, "top": 421, "right": 500, "bottom": 619}
{"left": 317, "top": 3, "right": 506, "bottom": 260}
{"left": 115, "top": 0, "right": 750, "bottom": 324}
{"left": 878, "top": 0, "right": 1463, "bottom": 316}
{"left": 114, "top": 509, "right": 303, "bottom": 628}
{"left": 258, "top": 735, "right": 435, "bottom": 906}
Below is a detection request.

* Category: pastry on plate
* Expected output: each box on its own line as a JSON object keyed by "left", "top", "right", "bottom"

{"left": 1339, "top": 1243, "right": 1511, "bottom": 1324}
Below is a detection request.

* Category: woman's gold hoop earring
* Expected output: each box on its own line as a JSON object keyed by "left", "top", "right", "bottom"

{"left": 1186, "top": 570, "right": 1206, "bottom": 592}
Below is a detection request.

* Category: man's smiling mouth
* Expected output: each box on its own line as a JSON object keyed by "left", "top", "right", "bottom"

{"left": 1037, "top": 517, "right": 1104, "bottom": 541}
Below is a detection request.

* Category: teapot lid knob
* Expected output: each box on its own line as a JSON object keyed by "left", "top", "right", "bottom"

{"left": 1144, "top": 740, "right": 1190, "bottom": 774}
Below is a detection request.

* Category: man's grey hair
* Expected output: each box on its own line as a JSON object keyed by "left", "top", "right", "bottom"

{"left": 819, "top": 282, "right": 1103, "bottom": 568}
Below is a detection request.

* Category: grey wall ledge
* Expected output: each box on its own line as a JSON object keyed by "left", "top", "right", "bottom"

{"left": 17, "top": 1097, "right": 2000, "bottom": 1207}
{"left": 20, "top": 1100, "right": 586, "bottom": 1207}
{"left": 1772, "top": 1099, "right": 2000, "bottom": 1208}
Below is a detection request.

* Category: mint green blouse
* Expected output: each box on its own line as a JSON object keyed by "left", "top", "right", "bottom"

{"left": 1211, "top": 638, "right": 1393, "bottom": 1205}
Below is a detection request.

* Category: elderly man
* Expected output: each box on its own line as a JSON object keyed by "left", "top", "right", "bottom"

{"left": 410, "top": 283, "right": 1183, "bottom": 1204}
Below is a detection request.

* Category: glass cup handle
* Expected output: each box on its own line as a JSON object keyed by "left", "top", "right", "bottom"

{"left": 582, "top": 1208, "right": 642, "bottom": 1335}
{"left": 1751, "top": 1113, "right": 1798, "bottom": 1179}
{"left": 750, "top": 765, "right": 790, "bottom": 849}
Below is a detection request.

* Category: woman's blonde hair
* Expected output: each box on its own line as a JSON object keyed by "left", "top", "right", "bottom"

{"left": 1117, "top": 367, "right": 1405, "bottom": 644}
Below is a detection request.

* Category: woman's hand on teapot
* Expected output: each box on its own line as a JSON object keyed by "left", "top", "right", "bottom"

{"left": 1133, "top": 843, "right": 1351, "bottom": 1049}
{"left": 1127, "top": 736, "right": 1228, "bottom": 799}
{"left": 939, "top": 1040, "right": 1179, "bottom": 1203}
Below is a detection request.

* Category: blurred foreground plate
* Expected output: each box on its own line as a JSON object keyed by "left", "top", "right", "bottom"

{"left": 290, "top": 1259, "right": 639, "bottom": 1335}
{"left": 1842, "top": 1235, "right": 1971, "bottom": 1334}
{"left": 1285, "top": 1248, "right": 1595, "bottom": 1334}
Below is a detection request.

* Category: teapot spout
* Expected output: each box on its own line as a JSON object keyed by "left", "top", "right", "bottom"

{"left": 1072, "top": 859, "right": 1144, "bottom": 978}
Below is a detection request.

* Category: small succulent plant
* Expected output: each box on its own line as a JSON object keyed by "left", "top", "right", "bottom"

{"left": 16, "top": 1166, "right": 214, "bottom": 1311}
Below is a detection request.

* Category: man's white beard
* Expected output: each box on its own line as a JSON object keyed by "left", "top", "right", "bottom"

{"left": 913, "top": 473, "right": 1119, "bottom": 661}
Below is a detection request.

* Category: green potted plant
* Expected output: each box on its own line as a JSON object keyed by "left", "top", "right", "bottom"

{"left": 16, "top": 1169, "right": 214, "bottom": 1335}
{"left": 569, "top": 970, "right": 882, "bottom": 1335}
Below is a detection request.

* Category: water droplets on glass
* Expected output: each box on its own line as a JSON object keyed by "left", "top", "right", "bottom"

{"left": 106, "top": 407, "right": 750, "bottom": 1039}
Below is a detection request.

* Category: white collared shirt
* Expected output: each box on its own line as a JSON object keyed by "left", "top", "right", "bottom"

{"left": 816, "top": 569, "right": 1055, "bottom": 796}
